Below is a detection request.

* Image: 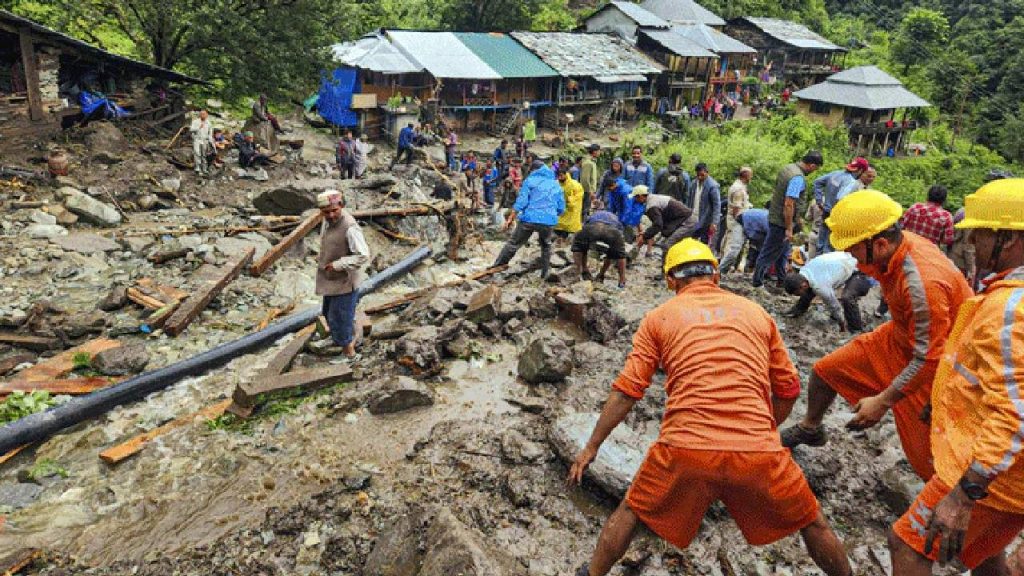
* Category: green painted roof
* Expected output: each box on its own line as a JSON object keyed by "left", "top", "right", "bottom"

{"left": 454, "top": 32, "right": 558, "bottom": 79}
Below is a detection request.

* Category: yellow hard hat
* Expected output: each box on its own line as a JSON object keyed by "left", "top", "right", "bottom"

{"left": 825, "top": 189, "right": 903, "bottom": 251}
{"left": 663, "top": 238, "right": 718, "bottom": 274}
{"left": 956, "top": 178, "right": 1024, "bottom": 230}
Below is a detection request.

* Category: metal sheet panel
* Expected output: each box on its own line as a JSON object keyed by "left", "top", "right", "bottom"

{"left": 387, "top": 30, "right": 501, "bottom": 79}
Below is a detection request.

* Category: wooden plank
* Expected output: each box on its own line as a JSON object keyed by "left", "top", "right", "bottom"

{"left": 364, "top": 265, "right": 507, "bottom": 315}
{"left": 99, "top": 399, "right": 232, "bottom": 465}
{"left": 249, "top": 212, "right": 323, "bottom": 277}
{"left": 8, "top": 338, "right": 120, "bottom": 385}
{"left": 18, "top": 33, "right": 42, "bottom": 121}
{"left": 0, "top": 444, "right": 29, "bottom": 466}
{"left": 0, "top": 547, "right": 41, "bottom": 575}
{"left": 163, "top": 248, "right": 255, "bottom": 337}
{"left": 0, "top": 376, "right": 116, "bottom": 397}
{"left": 126, "top": 287, "right": 166, "bottom": 310}
{"left": 0, "top": 332, "right": 59, "bottom": 352}
{"left": 230, "top": 364, "right": 353, "bottom": 416}
{"left": 254, "top": 302, "right": 295, "bottom": 331}
{"left": 260, "top": 324, "right": 316, "bottom": 377}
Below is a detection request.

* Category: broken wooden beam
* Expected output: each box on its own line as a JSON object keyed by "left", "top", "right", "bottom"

{"left": 255, "top": 303, "right": 295, "bottom": 331}
{"left": 7, "top": 338, "right": 120, "bottom": 385}
{"left": 164, "top": 247, "right": 255, "bottom": 337}
{"left": 126, "top": 287, "right": 166, "bottom": 310}
{"left": 147, "top": 247, "right": 190, "bottom": 264}
{"left": 249, "top": 211, "right": 323, "bottom": 277}
{"left": 0, "top": 444, "right": 29, "bottom": 466}
{"left": 260, "top": 324, "right": 316, "bottom": 377}
{"left": 229, "top": 364, "right": 353, "bottom": 417}
{"left": 0, "top": 376, "right": 117, "bottom": 398}
{"left": 349, "top": 203, "right": 451, "bottom": 220}
{"left": 142, "top": 299, "right": 182, "bottom": 331}
{"left": 364, "top": 265, "right": 507, "bottom": 315}
{"left": 99, "top": 399, "right": 232, "bottom": 465}
{"left": 0, "top": 332, "right": 60, "bottom": 352}
{"left": 0, "top": 547, "right": 42, "bottom": 575}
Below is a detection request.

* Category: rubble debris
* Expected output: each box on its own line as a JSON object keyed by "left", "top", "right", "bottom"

{"left": 394, "top": 326, "right": 442, "bottom": 376}
{"left": 254, "top": 303, "right": 296, "bottom": 331}
{"left": 98, "top": 286, "right": 129, "bottom": 312}
{"left": 259, "top": 325, "right": 316, "bottom": 377}
{"left": 550, "top": 412, "right": 655, "bottom": 497}
{"left": 99, "top": 399, "right": 233, "bottom": 465}
{"left": 92, "top": 345, "right": 151, "bottom": 376}
{"left": 584, "top": 299, "right": 626, "bottom": 344}
{"left": 0, "top": 376, "right": 116, "bottom": 398}
{"left": 0, "top": 353, "right": 36, "bottom": 376}
{"left": 230, "top": 364, "right": 354, "bottom": 417}
{"left": 62, "top": 189, "right": 122, "bottom": 227}
{"left": 249, "top": 211, "right": 323, "bottom": 276}
{"left": 367, "top": 376, "right": 434, "bottom": 415}
{"left": 5, "top": 338, "right": 120, "bottom": 385}
{"left": 50, "top": 232, "right": 120, "bottom": 254}
{"left": 253, "top": 179, "right": 334, "bottom": 215}
{"left": 465, "top": 285, "right": 502, "bottom": 323}
{"left": 0, "top": 548, "right": 42, "bottom": 575}
{"left": 147, "top": 247, "right": 190, "bottom": 265}
{"left": 364, "top": 510, "right": 423, "bottom": 576}
{"left": 554, "top": 290, "right": 591, "bottom": 327}
{"left": 126, "top": 287, "right": 166, "bottom": 310}
{"left": 0, "top": 444, "right": 30, "bottom": 466}
{"left": 0, "top": 332, "right": 60, "bottom": 352}
{"left": 164, "top": 247, "right": 255, "bottom": 336}
{"left": 419, "top": 509, "right": 517, "bottom": 576}
{"left": 365, "top": 265, "right": 506, "bottom": 315}
{"left": 517, "top": 335, "right": 573, "bottom": 384}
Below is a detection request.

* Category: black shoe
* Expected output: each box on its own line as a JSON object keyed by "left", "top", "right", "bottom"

{"left": 780, "top": 424, "right": 828, "bottom": 448}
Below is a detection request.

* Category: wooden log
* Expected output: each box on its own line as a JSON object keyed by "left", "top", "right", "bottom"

{"left": 259, "top": 324, "right": 316, "bottom": 377}
{"left": 143, "top": 299, "right": 181, "bottom": 330}
{"left": 0, "top": 547, "right": 41, "bottom": 575}
{"left": 8, "top": 338, "right": 120, "bottom": 385}
{"left": 163, "top": 248, "right": 255, "bottom": 337}
{"left": 349, "top": 203, "right": 451, "bottom": 219}
{"left": 249, "top": 211, "right": 323, "bottom": 277}
{"left": 147, "top": 247, "right": 189, "bottom": 264}
{"left": 0, "top": 444, "right": 29, "bottom": 466}
{"left": 99, "top": 399, "right": 232, "bottom": 465}
{"left": 254, "top": 303, "right": 295, "bottom": 331}
{"left": 364, "top": 265, "right": 507, "bottom": 315}
{"left": 0, "top": 332, "right": 60, "bottom": 352}
{"left": 126, "top": 287, "right": 166, "bottom": 310}
{"left": 18, "top": 33, "right": 42, "bottom": 121}
{"left": 230, "top": 364, "right": 353, "bottom": 416}
{"left": 0, "top": 376, "right": 116, "bottom": 398}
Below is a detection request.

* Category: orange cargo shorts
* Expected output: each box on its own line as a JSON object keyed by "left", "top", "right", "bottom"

{"left": 625, "top": 443, "right": 820, "bottom": 549}
{"left": 813, "top": 325, "right": 936, "bottom": 480}
{"left": 893, "top": 476, "right": 1024, "bottom": 569}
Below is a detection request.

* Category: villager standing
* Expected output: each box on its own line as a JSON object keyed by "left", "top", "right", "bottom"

{"left": 899, "top": 184, "right": 955, "bottom": 249}
{"left": 492, "top": 160, "right": 565, "bottom": 279}
{"left": 812, "top": 157, "right": 869, "bottom": 253}
{"left": 624, "top": 146, "right": 655, "bottom": 190}
{"left": 719, "top": 167, "right": 753, "bottom": 269}
{"left": 569, "top": 240, "right": 852, "bottom": 576}
{"left": 686, "top": 163, "right": 721, "bottom": 245}
{"left": 554, "top": 165, "right": 584, "bottom": 243}
{"left": 782, "top": 252, "right": 871, "bottom": 332}
{"left": 580, "top": 144, "right": 601, "bottom": 219}
{"left": 336, "top": 131, "right": 356, "bottom": 180}
{"left": 599, "top": 157, "right": 625, "bottom": 210}
{"left": 888, "top": 178, "right": 1024, "bottom": 576}
{"left": 315, "top": 190, "right": 370, "bottom": 359}
{"left": 190, "top": 109, "right": 216, "bottom": 176}
{"left": 390, "top": 123, "right": 416, "bottom": 169}
{"left": 753, "top": 151, "right": 823, "bottom": 288}
{"left": 837, "top": 166, "right": 876, "bottom": 202}
{"left": 781, "top": 190, "right": 973, "bottom": 482}
{"left": 653, "top": 153, "right": 690, "bottom": 203}
{"left": 352, "top": 133, "right": 369, "bottom": 179}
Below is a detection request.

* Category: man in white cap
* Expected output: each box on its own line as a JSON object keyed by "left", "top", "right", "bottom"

{"left": 315, "top": 190, "right": 370, "bottom": 358}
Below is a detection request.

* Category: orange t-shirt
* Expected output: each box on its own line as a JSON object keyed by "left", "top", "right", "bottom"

{"left": 613, "top": 281, "right": 800, "bottom": 452}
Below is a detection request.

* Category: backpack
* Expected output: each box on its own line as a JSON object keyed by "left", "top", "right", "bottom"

{"left": 337, "top": 139, "right": 354, "bottom": 165}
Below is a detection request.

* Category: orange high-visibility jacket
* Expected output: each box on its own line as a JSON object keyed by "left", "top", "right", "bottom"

{"left": 932, "top": 266, "right": 1024, "bottom": 513}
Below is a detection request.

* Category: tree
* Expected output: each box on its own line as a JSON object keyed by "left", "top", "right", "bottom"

{"left": 891, "top": 8, "right": 949, "bottom": 72}
{"left": 997, "top": 114, "right": 1024, "bottom": 164}
{"left": 439, "top": 0, "right": 533, "bottom": 31}
{"left": 531, "top": 0, "right": 576, "bottom": 32}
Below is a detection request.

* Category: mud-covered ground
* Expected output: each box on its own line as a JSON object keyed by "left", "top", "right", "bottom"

{"left": 0, "top": 114, "right": 1007, "bottom": 575}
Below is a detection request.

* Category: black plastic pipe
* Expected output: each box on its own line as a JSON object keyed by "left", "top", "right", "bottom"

{"left": 0, "top": 245, "right": 431, "bottom": 454}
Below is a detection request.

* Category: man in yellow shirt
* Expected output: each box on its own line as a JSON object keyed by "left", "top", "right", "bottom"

{"left": 555, "top": 165, "right": 584, "bottom": 245}
{"left": 890, "top": 179, "right": 1024, "bottom": 574}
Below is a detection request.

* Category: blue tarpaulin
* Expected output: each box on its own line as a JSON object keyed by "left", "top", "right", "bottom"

{"left": 318, "top": 68, "right": 359, "bottom": 127}
{"left": 79, "top": 91, "right": 129, "bottom": 119}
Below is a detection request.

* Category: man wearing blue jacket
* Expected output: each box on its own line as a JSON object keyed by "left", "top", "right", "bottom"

{"left": 624, "top": 146, "right": 655, "bottom": 190}
{"left": 390, "top": 123, "right": 416, "bottom": 169}
{"left": 494, "top": 160, "right": 565, "bottom": 279}
{"left": 686, "top": 163, "right": 721, "bottom": 244}
{"left": 605, "top": 178, "right": 645, "bottom": 243}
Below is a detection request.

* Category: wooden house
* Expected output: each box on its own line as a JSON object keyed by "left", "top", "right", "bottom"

{"left": 0, "top": 9, "right": 203, "bottom": 151}
{"left": 793, "top": 65, "right": 930, "bottom": 156}
{"left": 725, "top": 17, "right": 845, "bottom": 88}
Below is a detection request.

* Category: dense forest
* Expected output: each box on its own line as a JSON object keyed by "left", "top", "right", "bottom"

{"left": 3, "top": 0, "right": 1022, "bottom": 166}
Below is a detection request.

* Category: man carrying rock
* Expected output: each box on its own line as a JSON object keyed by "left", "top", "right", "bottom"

{"left": 568, "top": 239, "right": 851, "bottom": 576}
{"left": 753, "top": 151, "right": 822, "bottom": 289}
{"left": 315, "top": 190, "right": 370, "bottom": 358}
{"left": 190, "top": 109, "right": 216, "bottom": 176}
{"left": 493, "top": 160, "right": 565, "bottom": 280}
{"left": 781, "top": 189, "right": 973, "bottom": 483}
{"left": 782, "top": 251, "right": 871, "bottom": 332}
{"left": 889, "top": 178, "right": 1024, "bottom": 576}
{"left": 572, "top": 209, "right": 628, "bottom": 289}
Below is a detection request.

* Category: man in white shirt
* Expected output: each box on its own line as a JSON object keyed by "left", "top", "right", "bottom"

{"left": 190, "top": 109, "right": 216, "bottom": 176}
{"left": 781, "top": 252, "right": 871, "bottom": 332}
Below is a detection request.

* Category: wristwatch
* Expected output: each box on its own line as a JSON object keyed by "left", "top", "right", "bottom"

{"left": 958, "top": 477, "right": 989, "bottom": 501}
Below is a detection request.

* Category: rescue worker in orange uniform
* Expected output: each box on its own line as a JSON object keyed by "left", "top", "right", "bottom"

{"left": 567, "top": 239, "right": 852, "bottom": 576}
{"left": 782, "top": 189, "right": 972, "bottom": 482}
{"left": 890, "top": 179, "right": 1024, "bottom": 575}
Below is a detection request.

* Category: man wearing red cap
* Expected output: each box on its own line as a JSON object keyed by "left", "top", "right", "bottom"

{"left": 812, "top": 157, "right": 869, "bottom": 254}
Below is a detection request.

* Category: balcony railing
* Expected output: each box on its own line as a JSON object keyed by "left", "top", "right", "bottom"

{"left": 849, "top": 121, "right": 919, "bottom": 135}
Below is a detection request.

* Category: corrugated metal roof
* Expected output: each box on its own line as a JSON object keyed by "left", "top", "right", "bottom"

{"left": 794, "top": 66, "right": 929, "bottom": 110}
{"left": 511, "top": 32, "right": 663, "bottom": 77}
{"left": 738, "top": 17, "right": 843, "bottom": 51}
{"left": 454, "top": 32, "right": 558, "bottom": 78}
{"left": 639, "top": 29, "right": 717, "bottom": 58}
{"left": 670, "top": 23, "right": 755, "bottom": 55}
{"left": 330, "top": 34, "right": 422, "bottom": 74}
{"left": 387, "top": 30, "right": 501, "bottom": 79}
{"left": 0, "top": 9, "right": 204, "bottom": 84}
{"left": 603, "top": 1, "right": 670, "bottom": 28}
{"left": 639, "top": 0, "right": 725, "bottom": 26}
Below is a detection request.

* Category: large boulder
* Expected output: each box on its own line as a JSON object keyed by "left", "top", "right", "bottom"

{"left": 93, "top": 345, "right": 151, "bottom": 376}
{"left": 83, "top": 122, "right": 127, "bottom": 154}
{"left": 549, "top": 412, "right": 656, "bottom": 497}
{"left": 394, "top": 326, "right": 442, "bottom": 377}
{"left": 517, "top": 335, "right": 572, "bottom": 384}
{"left": 419, "top": 509, "right": 516, "bottom": 576}
{"left": 367, "top": 376, "right": 434, "bottom": 415}
{"left": 25, "top": 224, "right": 67, "bottom": 239}
{"left": 50, "top": 233, "right": 119, "bottom": 254}
{"left": 253, "top": 178, "right": 336, "bottom": 215}
{"left": 64, "top": 190, "right": 121, "bottom": 227}
{"left": 465, "top": 285, "right": 501, "bottom": 324}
